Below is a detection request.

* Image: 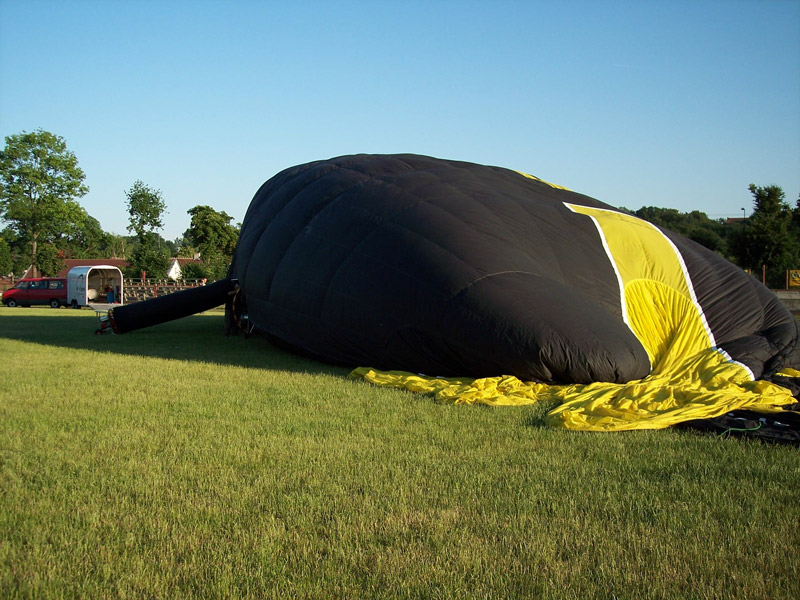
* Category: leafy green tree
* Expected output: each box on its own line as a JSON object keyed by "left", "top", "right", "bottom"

{"left": 125, "top": 180, "right": 166, "bottom": 239}
{"left": 124, "top": 181, "right": 169, "bottom": 278}
{"left": 172, "top": 234, "right": 197, "bottom": 259}
{"left": 737, "top": 184, "right": 799, "bottom": 287}
{"left": 163, "top": 237, "right": 180, "bottom": 258}
{"left": 184, "top": 205, "right": 239, "bottom": 280}
{"left": 0, "top": 227, "right": 27, "bottom": 275}
{"left": 103, "top": 233, "right": 131, "bottom": 259}
{"left": 127, "top": 234, "right": 169, "bottom": 279}
{"left": 0, "top": 129, "right": 89, "bottom": 275}
{"left": 0, "top": 236, "right": 11, "bottom": 275}
{"left": 33, "top": 243, "right": 65, "bottom": 277}
{"left": 52, "top": 204, "right": 106, "bottom": 258}
{"left": 633, "top": 206, "right": 730, "bottom": 258}
{"left": 181, "top": 261, "right": 208, "bottom": 280}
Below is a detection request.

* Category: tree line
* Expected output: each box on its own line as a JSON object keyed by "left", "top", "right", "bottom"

{"left": 0, "top": 130, "right": 238, "bottom": 281}
{"left": 1, "top": 129, "right": 798, "bottom": 287}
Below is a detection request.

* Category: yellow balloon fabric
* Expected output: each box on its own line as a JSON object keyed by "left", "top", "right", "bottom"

{"left": 350, "top": 358, "right": 795, "bottom": 432}
{"left": 350, "top": 202, "right": 798, "bottom": 431}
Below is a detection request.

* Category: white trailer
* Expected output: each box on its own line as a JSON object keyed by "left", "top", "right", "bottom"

{"left": 67, "top": 265, "right": 124, "bottom": 308}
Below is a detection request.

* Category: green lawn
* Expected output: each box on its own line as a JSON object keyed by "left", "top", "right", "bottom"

{"left": 1, "top": 307, "right": 799, "bottom": 599}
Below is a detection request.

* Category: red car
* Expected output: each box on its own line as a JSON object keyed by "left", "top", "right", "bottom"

{"left": 2, "top": 277, "right": 68, "bottom": 308}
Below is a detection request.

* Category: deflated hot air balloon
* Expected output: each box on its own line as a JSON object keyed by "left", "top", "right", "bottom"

{"left": 108, "top": 154, "right": 800, "bottom": 434}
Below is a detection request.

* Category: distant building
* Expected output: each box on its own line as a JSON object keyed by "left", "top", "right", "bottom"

{"left": 55, "top": 259, "right": 130, "bottom": 278}
{"left": 20, "top": 257, "right": 203, "bottom": 281}
{"left": 166, "top": 257, "right": 203, "bottom": 280}
{"left": 19, "top": 259, "right": 130, "bottom": 279}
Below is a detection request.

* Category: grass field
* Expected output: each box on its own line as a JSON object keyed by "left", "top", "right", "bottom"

{"left": 1, "top": 307, "right": 799, "bottom": 599}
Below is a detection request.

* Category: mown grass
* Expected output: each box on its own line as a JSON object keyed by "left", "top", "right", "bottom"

{"left": 1, "top": 307, "right": 798, "bottom": 599}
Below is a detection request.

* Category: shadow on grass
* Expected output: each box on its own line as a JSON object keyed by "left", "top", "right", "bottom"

{"left": 0, "top": 309, "right": 350, "bottom": 377}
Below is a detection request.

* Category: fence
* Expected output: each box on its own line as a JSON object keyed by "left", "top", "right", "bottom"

{"left": 122, "top": 279, "right": 212, "bottom": 304}
{"left": 745, "top": 267, "right": 800, "bottom": 290}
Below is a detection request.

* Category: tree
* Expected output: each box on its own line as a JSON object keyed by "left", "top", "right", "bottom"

{"left": 128, "top": 238, "right": 169, "bottom": 279}
{"left": 184, "top": 205, "right": 239, "bottom": 279}
{"left": 125, "top": 180, "right": 166, "bottom": 239}
{"left": 172, "top": 233, "right": 197, "bottom": 258}
{"left": 52, "top": 204, "right": 106, "bottom": 258}
{"left": 0, "top": 129, "right": 89, "bottom": 276}
{"left": 633, "top": 206, "right": 730, "bottom": 258}
{"left": 0, "top": 236, "right": 11, "bottom": 275}
{"left": 737, "top": 184, "right": 799, "bottom": 287}
{"left": 104, "top": 234, "right": 130, "bottom": 259}
{"left": 181, "top": 261, "right": 207, "bottom": 280}
{"left": 33, "top": 243, "right": 65, "bottom": 277}
{"left": 0, "top": 227, "right": 28, "bottom": 276}
{"left": 124, "top": 180, "right": 169, "bottom": 278}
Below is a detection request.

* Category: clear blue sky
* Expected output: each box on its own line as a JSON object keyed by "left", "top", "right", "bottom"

{"left": 1, "top": 0, "right": 798, "bottom": 241}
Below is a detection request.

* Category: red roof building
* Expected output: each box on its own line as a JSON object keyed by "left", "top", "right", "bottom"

{"left": 54, "top": 258, "right": 130, "bottom": 278}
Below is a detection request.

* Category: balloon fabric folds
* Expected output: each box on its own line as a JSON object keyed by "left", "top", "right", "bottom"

{"left": 230, "top": 154, "right": 800, "bottom": 431}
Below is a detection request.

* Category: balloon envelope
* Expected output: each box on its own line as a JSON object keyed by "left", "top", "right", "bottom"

{"left": 231, "top": 154, "right": 800, "bottom": 389}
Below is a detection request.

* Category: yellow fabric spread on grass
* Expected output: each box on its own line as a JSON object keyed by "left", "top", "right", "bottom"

{"left": 350, "top": 204, "right": 797, "bottom": 431}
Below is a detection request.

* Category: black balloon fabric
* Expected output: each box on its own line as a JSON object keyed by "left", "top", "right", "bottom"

{"left": 230, "top": 154, "right": 799, "bottom": 384}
